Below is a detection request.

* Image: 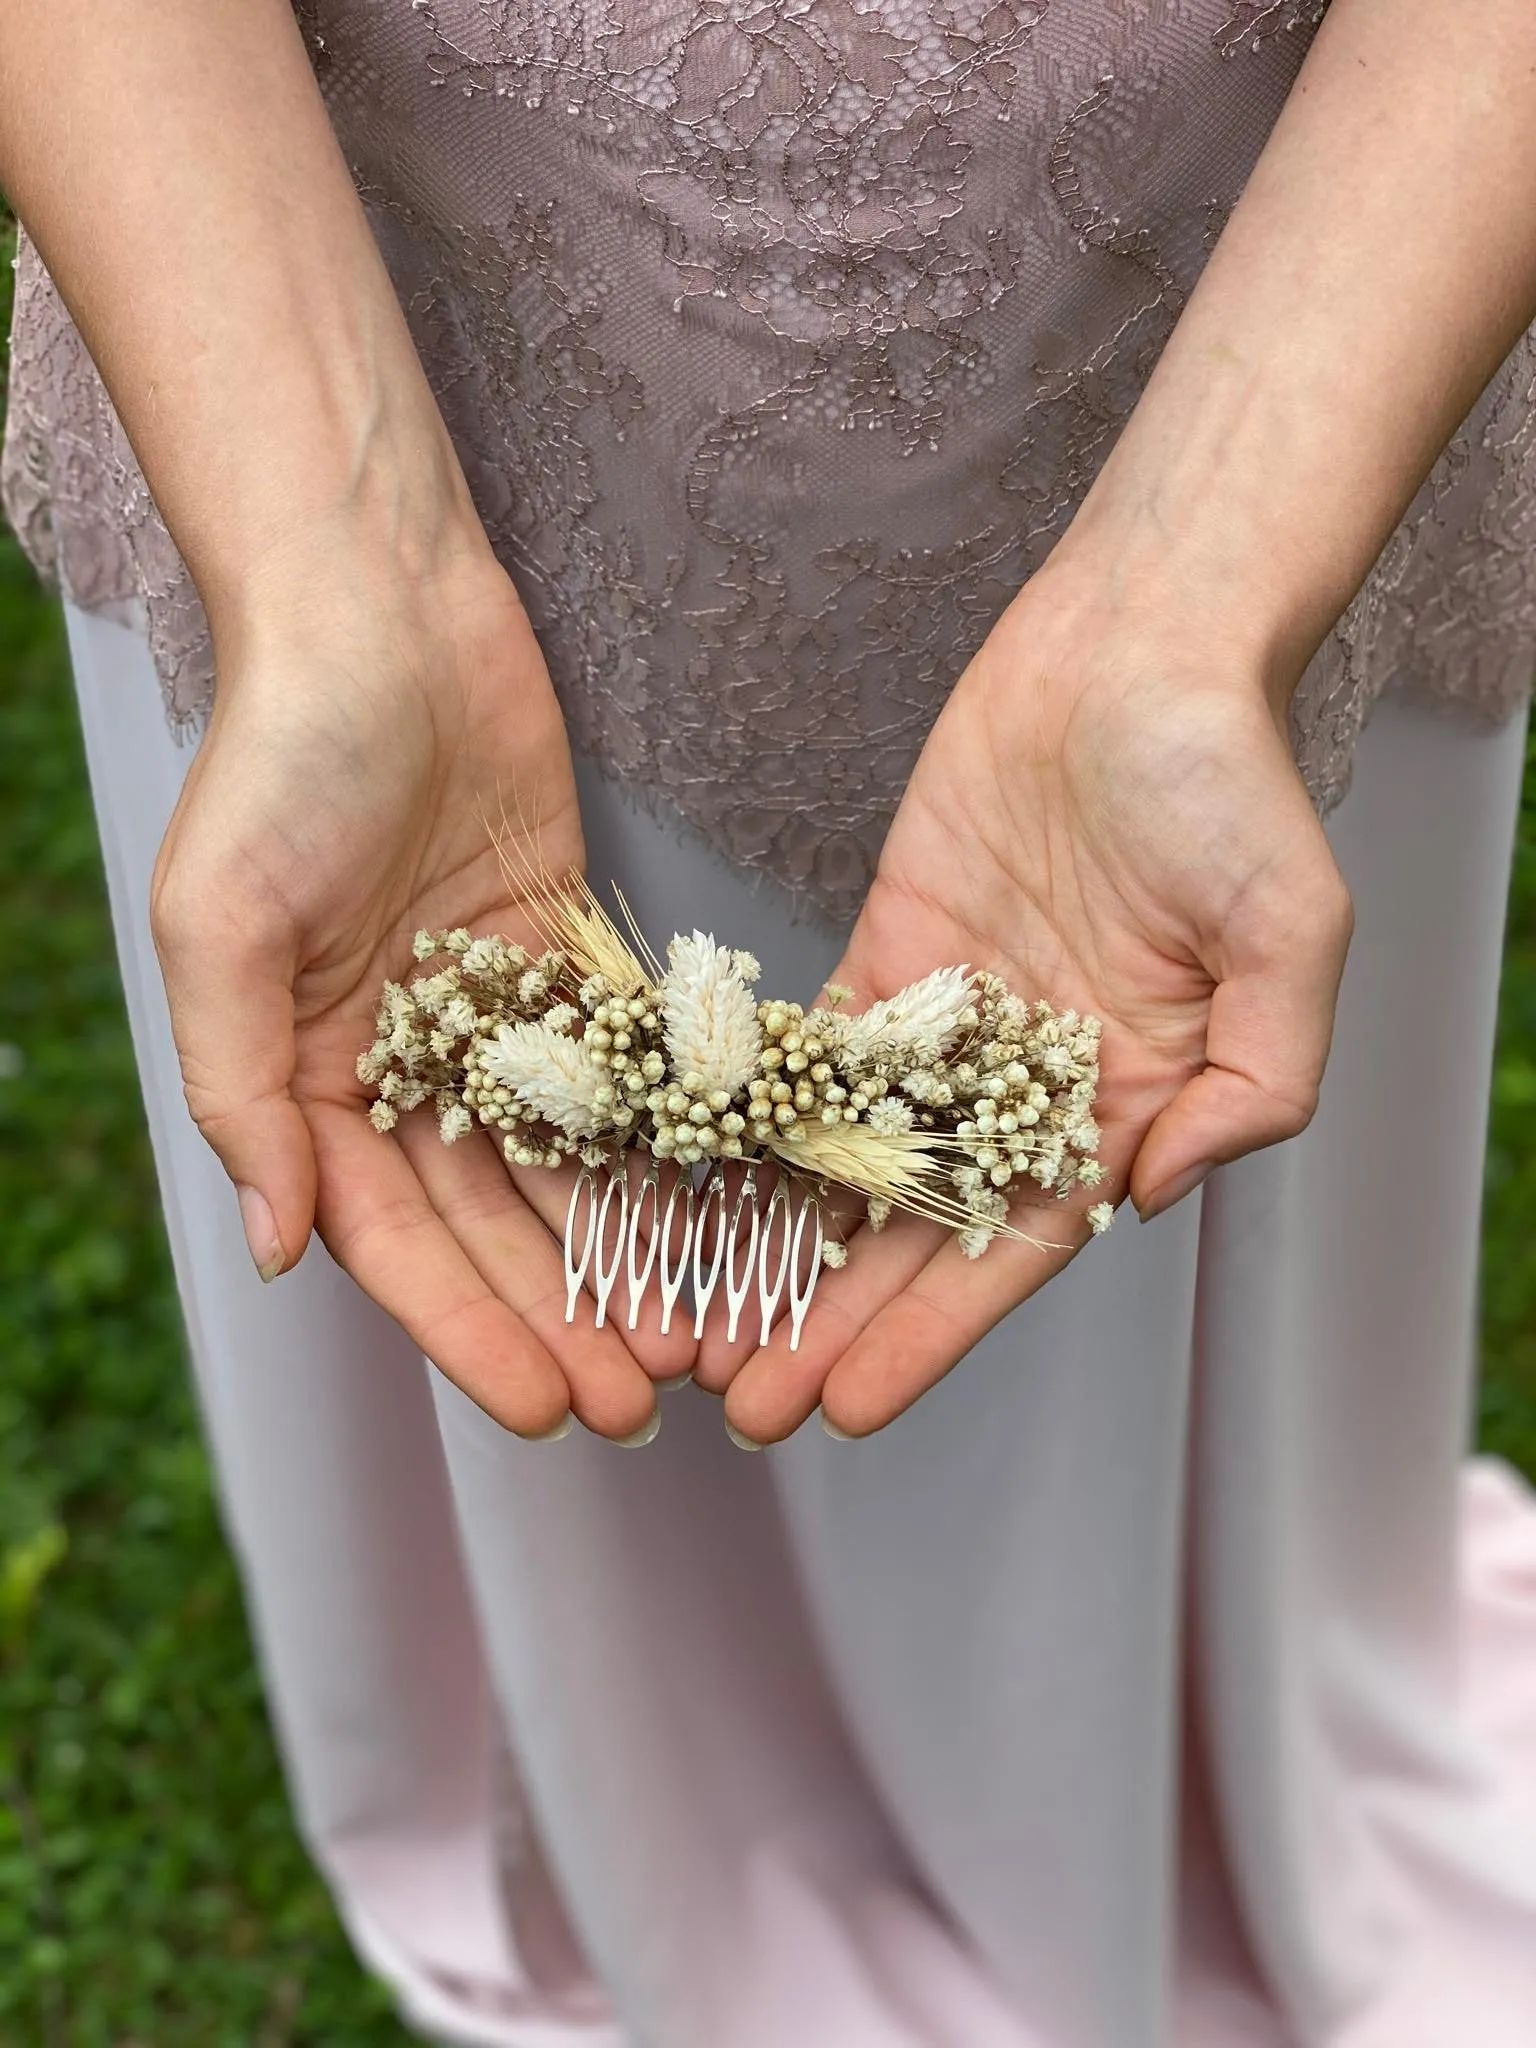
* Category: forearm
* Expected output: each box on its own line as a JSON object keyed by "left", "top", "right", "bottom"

{"left": 0, "top": 0, "right": 479, "bottom": 634}
{"left": 1061, "top": 0, "right": 1536, "bottom": 701}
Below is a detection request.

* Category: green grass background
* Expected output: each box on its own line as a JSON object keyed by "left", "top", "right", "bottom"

{"left": 1, "top": 211, "right": 1533, "bottom": 2046}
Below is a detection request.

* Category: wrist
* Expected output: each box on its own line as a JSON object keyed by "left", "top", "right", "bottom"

{"left": 192, "top": 384, "right": 492, "bottom": 648}
{"left": 1050, "top": 398, "right": 1349, "bottom": 718}
{"left": 1022, "top": 520, "right": 1304, "bottom": 728}
{"left": 1045, "top": 288, "right": 1424, "bottom": 717}
{"left": 202, "top": 512, "right": 526, "bottom": 726}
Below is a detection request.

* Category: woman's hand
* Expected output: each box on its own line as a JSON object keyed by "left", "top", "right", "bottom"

{"left": 2, "top": 0, "right": 689, "bottom": 1438}
{"left": 694, "top": 0, "right": 1536, "bottom": 1446}
{"left": 701, "top": 558, "right": 1352, "bottom": 1441}
{"left": 150, "top": 534, "right": 690, "bottom": 1441}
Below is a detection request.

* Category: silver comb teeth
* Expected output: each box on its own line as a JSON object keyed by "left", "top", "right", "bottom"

{"left": 562, "top": 1161, "right": 826, "bottom": 1350}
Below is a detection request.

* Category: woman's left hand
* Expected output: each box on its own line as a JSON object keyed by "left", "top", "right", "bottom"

{"left": 698, "top": 554, "right": 1354, "bottom": 1441}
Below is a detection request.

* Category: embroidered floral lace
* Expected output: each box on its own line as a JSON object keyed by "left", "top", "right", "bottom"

{"left": 4, "top": 0, "right": 1535, "bottom": 920}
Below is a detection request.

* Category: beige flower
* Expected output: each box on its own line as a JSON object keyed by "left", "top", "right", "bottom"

{"left": 659, "top": 931, "right": 764, "bottom": 1100}
{"left": 835, "top": 965, "right": 977, "bottom": 1067}
{"left": 478, "top": 1019, "right": 607, "bottom": 1138}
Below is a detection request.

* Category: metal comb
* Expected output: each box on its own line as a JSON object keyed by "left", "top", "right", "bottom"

{"left": 562, "top": 1160, "right": 826, "bottom": 1350}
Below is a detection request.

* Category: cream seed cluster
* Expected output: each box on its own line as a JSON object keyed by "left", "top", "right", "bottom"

{"left": 358, "top": 896, "right": 1115, "bottom": 1258}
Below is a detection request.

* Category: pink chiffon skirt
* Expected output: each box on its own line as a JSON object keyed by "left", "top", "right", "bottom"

{"left": 65, "top": 600, "right": 1536, "bottom": 2048}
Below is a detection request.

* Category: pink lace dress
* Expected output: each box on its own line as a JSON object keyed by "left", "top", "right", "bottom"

{"left": 5, "top": 0, "right": 1536, "bottom": 917}
{"left": 9, "top": 7, "right": 1536, "bottom": 2047}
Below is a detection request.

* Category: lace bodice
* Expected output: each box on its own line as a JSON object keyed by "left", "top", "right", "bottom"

{"left": 5, "top": 0, "right": 1535, "bottom": 920}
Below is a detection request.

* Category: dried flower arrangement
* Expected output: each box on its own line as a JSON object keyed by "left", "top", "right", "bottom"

{"left": 358, "top": 873, "right": 1113, "bottom": 1348}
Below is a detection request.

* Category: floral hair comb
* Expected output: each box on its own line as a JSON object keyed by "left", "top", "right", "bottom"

{"left": 359, "top": 876, "right": 1112, "bottom": 1349}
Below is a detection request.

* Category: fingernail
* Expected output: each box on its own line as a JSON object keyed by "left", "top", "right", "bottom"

{"left": 237, "top": 1184, "right": 285, "bottom": 1282}
{"left": 528, "top": 1411, "right": 574, "bottom": 1442}
{"left": 818, "top": 1408, "right": 854, "bottom": 1440}
{"left": 1138, "top": 1161, "right": 1214, "bottom": 1224}
{"left": 724, "top": 1419, "right": 765, "bottom": 1451}
{"left": 655, "top": 1370, "right": 694, "bottom": 1393}
{"left": 614, "top": 1409, "right": 661, "bottom": 1448}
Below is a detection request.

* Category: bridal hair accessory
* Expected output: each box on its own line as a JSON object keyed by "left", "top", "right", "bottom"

{"left": 359, "top": 877, "right": 1113, "bottom": 1349}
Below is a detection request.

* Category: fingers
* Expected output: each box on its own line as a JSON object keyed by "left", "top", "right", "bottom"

{"left": 719, "top": 1194, "right": 1096, "bottom": 1441}
{"left": 150, "top": 867, "right": 316, "bottom": 1279}
{"left": 1130, "top": 861, "right": 1354, "bottom": 1219}
{"left": 544, "top": 1149, "right": 699, "bottom": 1389}
{"left": 396, "top": 1117, "right": 669, "bottom": 1436}
{"left": 815, "top": 1215, "right": 1094, "bottom": 1435}
{"left": 720, "top": 1210, "right": 946, "bottom": 1441}
{"left": 692, "top": 1171, "right": 866, "bottom": 1398}
{"left": 312, "top": 1102, "right": 573, "bottom": 1438}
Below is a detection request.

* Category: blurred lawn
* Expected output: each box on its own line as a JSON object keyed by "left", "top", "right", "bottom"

{"left": 0, "top": 220, "right": 413, "bottom": 2046}
{"left": 1, "top": 214, "right": 1534, "bottom": 2048}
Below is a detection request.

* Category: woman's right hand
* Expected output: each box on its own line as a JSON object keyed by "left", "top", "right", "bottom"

{"left": 150, "top": 530, "right": 690, "bottom": 1441}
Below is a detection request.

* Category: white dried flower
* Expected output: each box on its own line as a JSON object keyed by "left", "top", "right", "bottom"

{"left": 820, "top": 1240, "right": 848, "bottom": 1269}
{"left": 996, "top": 993, "right": 1031, "bottom": 1033}
{"left": 865, "top": 1096, "right": 916, "bottom": 1135}
{"left": 659, "top": 931, "right": 764, "bottom": 1101}
{"left": 1087, "top": 1201, "right": 1115, "bottom": 1235}
{"left": 411, "top": 971, "right": 457, "bottom": 1011}
{"left": 958, "top": 1225, "right": 994, "bottom": 1259}
{"left": 457, "top": 936, "right": 500, "bottom": 975}
{"left": 836, "top": 965, "right": 977, "bottom": 1066}
{"left": 542, "top": 1003, "right": 579, "bottom": 1035}
{"left": 437, "top": 996, "right": 478, "bottom": 1039}
{"left": 369, "top": 1100, "right": 399, "bottom": 1133}
{"left": 478, "top": 1019, "right": 607, "bottom": 1138}
{"left": 438, "top": 1102, "right": 473, "bottom": 1144}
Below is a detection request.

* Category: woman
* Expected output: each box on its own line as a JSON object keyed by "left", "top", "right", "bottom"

{"left": 4, "top": 1, "right": 1536, "bottom": 2041}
